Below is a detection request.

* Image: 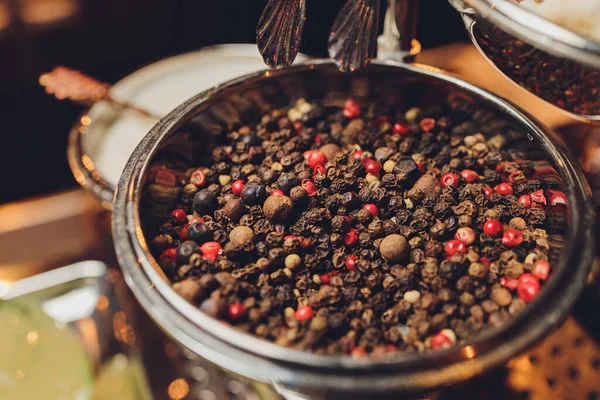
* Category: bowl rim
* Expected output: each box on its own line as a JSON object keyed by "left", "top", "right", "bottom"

{"left": 112, "top": 59, "right": 595, "bottom": 391}
{"left": 458, "top": 0, "right": 600, "bottom": 68}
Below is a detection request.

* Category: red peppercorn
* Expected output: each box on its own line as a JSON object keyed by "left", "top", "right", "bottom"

{"left": 350, "top": 346, "right": 367, "bottom": 358}
{"left": 293, "top": 121, "right": 303, "bottom": 131}
{"left": 343, "top": 216, "right": 352, "bottom": 223}
{"left": 301, "top": 179, "right": 318, "bottom": 197}
{"left": 518, "top": 273, "right": 538, "bottom": 286}
{"left": 444, "top": 239, "right": 467, "bottom": 255}
{"left": 156, "top": 170, "right": 177, "bottom": 187}
{"left": 548, "top": 190, "right": 567, "bottom": 207}
{"left": 362, "top": 158, "right": 381, "bottom": 175}
{"left": 392, "top": 122, "right": 410, "bottom": 136}
{"left": 352, "top": 150, "right": 364, "bottom": 159}
{"left": 440, "top": 173, "right": 459, "bottom": 187}
{"left": 179, "top": 224, "right": 190, "bottom": 240}
{"left": 495, "top": 162, "right": 506, "bottom": 174}
{"left": 502, "top": 229, "right": 523, "bottom": 247}
{"left": 344, "top": 228, "right": 359, "bottom": 246}
{"left": 307, "top": 151, "right": 328, "bottom": 169}
{"left": 420, "top": 118, "right": 436, "bottom": 132}
{"left": 460, "top": 169, "right": 479, "bottom": 183}
{"left": 416, "top": 163, "right": 426, "bottom": 174}
{"left": 320, "top": 273, "right": 332, "bottom": 284}
{"left": 284, "top": 235, "right": 297, "bottom": 242}
{"left": 362, "top": 203, "right": 379, "bottom": 217}
{"left": 299, "top": 238, "right": 312, "bottom": 249}
{"left": 271, "top": 189, "right": 285, "bottom": 196}
{"left": 483, "top": 219, "right": 503, "bottom": 237}
{"left": 295, "top": 305, "right": 314, "bottom": 322}
{"left": 454, "top": 227, "right": 476, "bottom": 245}
{"left": 431, "top": 331, "right": 454, "bottom": 349}
{"left": 345, "top": 255, "right": 358, "bottom": 271}
{"left": 200, "top": 242, "right": 222, "bottom": 261}
{"left": 500, "top": 276, "right": 519, "bottom": 291}
{"left": 159, "top": 248, "right": 177, "bottom": 262}
{"left": 518, "top": 195, "right": 532, "bottom": 208}
{"left": 231, "top": 180, "right": 245, "bottom": 195}
{"left": 494, "top": 183, "right": 514, "bottom": 196}
{"left": 480, "top": 257, "right": 491, "bottom": 266}
{"left": 228, "top": 303, "right": 245, "bottom": 320}
{"left": 532, "top": 260, "right": 550, "bottom": 281}
{"left": 481, "top": 187, "right": 492, "bottom": 199}
{"left": 190, "top": 169, "right": 206, "bottom": 187}
{"left": 172, "top": 208, "right": 187, "bottom": 223}
{"left": 314, "top": 135, "right": 322, "bottom": 144}
{"left": 530, "top": 189, "right": 546, "bottom": 205}
{"left": 343, "top": 98, "right": 361, "bottom": 119}
{"left": 517, "top": 275, "right": 540, "bottom": 302}
{"left": 313, "top": 165, "right": 326, "bottom": 176}
{"left": 303, "top": 150, "right": 316, "bottom": 160}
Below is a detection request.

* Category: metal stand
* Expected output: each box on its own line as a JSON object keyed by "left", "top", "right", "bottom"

{"left": 377, "top": 0, "right": 421, "bottom": 63}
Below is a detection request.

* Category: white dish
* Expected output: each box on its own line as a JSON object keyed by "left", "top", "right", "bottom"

{"left": 70, "top": 44, "right": 308, "bottom": 206}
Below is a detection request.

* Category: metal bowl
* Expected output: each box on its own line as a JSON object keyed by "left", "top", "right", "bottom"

{"left": 112, "top": 61, "right": 595, "bottom": 398}
{"left": 449, "top": 0, "right": 600, "bottom": 121}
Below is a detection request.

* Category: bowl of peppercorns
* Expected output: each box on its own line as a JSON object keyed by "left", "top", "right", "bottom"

{"left": 112, "top": 60, "right": 594, "bottom": 398}
{"left": 449, "top": 0, "right": 600, "bottom": 120}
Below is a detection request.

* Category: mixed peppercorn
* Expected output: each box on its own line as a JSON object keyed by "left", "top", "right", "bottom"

{"left": 143, "top": 94, "right": 567, "bottom": 356}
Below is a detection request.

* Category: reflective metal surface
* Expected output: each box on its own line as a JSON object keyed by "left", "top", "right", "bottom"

{"left": 449, "top": 0, "right": 600, "bottom": 121}
{"left": 328, "top": 0, "right": 381, "bottom": 71}
{"left": 112, "top": 60, "right": 595, "bottom": 398}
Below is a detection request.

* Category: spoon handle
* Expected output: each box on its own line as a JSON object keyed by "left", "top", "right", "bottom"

{"left": 328, "top": 0, "right": 381, "bottom": 72}
{"left": 39, "top": 66, "right": 160, "bottom": 119}
{"left": 257, "top": 0, "right": 307, "bottom": 69}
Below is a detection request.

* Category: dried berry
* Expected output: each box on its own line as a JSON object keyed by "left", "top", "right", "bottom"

{"left": 145, "top": 95, "right": 564, "bottom": 356}
{"left": 379, "top": 234, "right": 408, "bottom": 262}
{"left": 263, "top": 195, "right": 294, "bottom": 222}
{"left": 193, "top": 189, "right": 218, "bottom": 215}
{"left": 188, "top": 222, "right": 212, "bottom": 245}
{"left": 241, "top": 182, "right": 267, "bottom": 206}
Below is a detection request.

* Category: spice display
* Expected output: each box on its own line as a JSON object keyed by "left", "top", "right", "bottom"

{"left": 143, "top": 95, "right": 567, "bottom": 356}
{"left": 472, "top": 17, "right": 600, "bottom": 117}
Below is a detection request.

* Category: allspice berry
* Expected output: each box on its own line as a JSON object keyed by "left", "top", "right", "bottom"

{"left": 285, "top": 254, "right": 302, "bottom": 270}
{"left": 490, "top": 287, "right": 512, "bottom": 306}
{"left": 229, "top": 226, "right": 255, "bottom": 247}
{"left": 379, "top": 234, "right": 408, "bottom": 262}
{"left": 263, "top": 195, "right": 294, "bottom": 221}
{"left": 411, "top": 174, "right": 442, "bottom": 197}
{"left": 173, "top": 278, "right": 205, "bottom": 303}
{"left": 290, "top": 186, "right": 308, "bottom": 203}
{"left": 223, "top": 198, "right": 246, "bottom": 221}
{"left": 319, "top": 143, "right": 341, "bottom": 161}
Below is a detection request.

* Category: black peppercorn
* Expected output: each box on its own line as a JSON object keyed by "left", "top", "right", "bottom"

{"left": 193, "top": 189, "right": 218, "bottom": 216}
{"left": 176, "top": 240, "right": 200, "bottom": 264}
{"left": 188, "top": 222, "right": 212, "bottom": 244}
{"left": 276, "top": 173, "right": 300, "bottom": 193}
{"left": 241, "top": 182, "right": 267, "bottom": 206}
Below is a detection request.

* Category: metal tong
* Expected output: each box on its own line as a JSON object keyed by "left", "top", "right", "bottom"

{"left": 257, "top": 0, "right": 419, "bottom": 71}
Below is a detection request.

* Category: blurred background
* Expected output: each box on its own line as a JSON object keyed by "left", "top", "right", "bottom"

{"left": 0, "top": 0, "right": 467, "bottom": 203}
